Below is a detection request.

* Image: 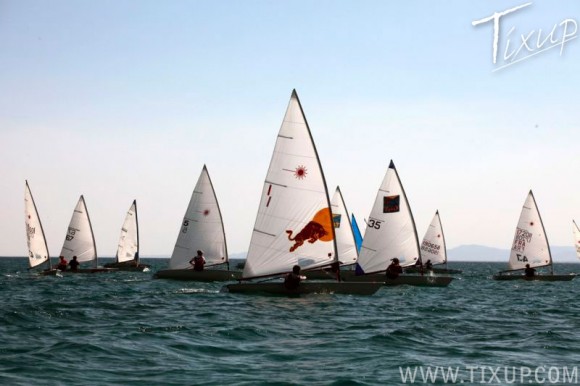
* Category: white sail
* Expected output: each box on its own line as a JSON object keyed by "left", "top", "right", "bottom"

{"left": 420, "top": 210, "right": 447, "bottom": 266}
{"left": 60, "top": 195, "right": 97, "bottom": 265}
{"left": 574, "top": 220, "right": 580, "bottom": 260}
{"left": 331, "top": 187, "right": 358, "bottom": 265}
{"left": 508, "top": 190, "right": 551, "bottom": 270}
{"left": 24, "top": 181, "right": 51, "bottom": 269}
{"left": 116, "top": 200, "right": 139, "bottom": 264}
{"left": 356, "top": 160, "right": 420, "bottom": 274}
{"left": 242, "top": 90, "right": 336, "bottom": 279}
{"left": 169, "top": 165, "right": 228, "bottom": 269}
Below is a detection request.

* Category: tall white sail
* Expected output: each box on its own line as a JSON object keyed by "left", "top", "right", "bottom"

{"left": 169, "top": 165, "right": 228, "bottom": 269}
{"left": 420, "top": 210, "right": 447, "bottom": 266}
{"left": 60, "top": 195, "right": 97, "bottom": 265}
{"left": 24, "top": 181, "right": 51, "bottom": 269}
{"left": 508, "top": 190, "right": 551, "bottom": 270}
{"left": 356, "top": 160, "right": 420, "bottom": 274}
{"left": 331, "top": 187, "right": 358, "bottom": 266}
{"left": 242, "top": 90, "right": 336, "bottom": 279}
{"left": 116, "top": 200, "right": 139, "bottom": 264}
{"left": 574, "top": 220, "right": 580, "bottom": 261}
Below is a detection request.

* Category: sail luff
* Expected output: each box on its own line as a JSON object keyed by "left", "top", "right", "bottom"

{"left": 203, "top": 164, "right": 229, "bottom": 269}
{"left": 573, "top": 220, "right": 580, "bottom": 261}
{"left": 134, "top": 200, "right": 140, "bottom": 264}
{"left": 529, "top": 191, "right": 553, "bottom": 274}
{"left": 437, "top": 211, "right": 449, "bottom": 268}
{"left": 293, "top": 90, "right": 338, "bottom": 267}
{"left": 82, "top": 196, "right": 98, "bottom": 268}
{"left": 391, "top": 161, "right": 421, "bottom": 267}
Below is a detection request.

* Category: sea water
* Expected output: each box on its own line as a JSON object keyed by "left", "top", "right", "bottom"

{"left": 1, "top": 257, "right": 579, "bottom": 385}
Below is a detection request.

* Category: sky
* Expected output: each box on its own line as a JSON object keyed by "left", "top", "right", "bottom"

{"left": 1, "top": 0, "right": 579, "bottom": 258}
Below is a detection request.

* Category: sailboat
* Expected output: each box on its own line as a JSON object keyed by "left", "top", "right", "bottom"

{"left": 493, "top": 190, "right": 575, "bottom": 281}
{"left": 24, "top": 181, "right": 58, "bottom": 276}
{"left": 304, "top": 186, "right": 359, "bottom": 280}
{"left": 345, "top": 161, "right": 453, "bottom": 287}
{"left": 59, "top": 195, "right": 115, "bottom": 273}
{"left": 155, "top": 165, "right": 241, "bottom": 281}
{"left": 573, "top": 220, "right": 580, "bottom": 261}
{"left": 104, "top": 200, "right": 150, "bottom": 271}
{"left": 405, "top": 210, "right": 462, "bottom": 274}
{"left": 224, "top": 90, "right": 381, "bottom": 295}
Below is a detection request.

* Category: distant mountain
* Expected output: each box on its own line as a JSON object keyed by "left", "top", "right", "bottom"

{"left": 448, "top": 244, "right": 578, "bottom": 262}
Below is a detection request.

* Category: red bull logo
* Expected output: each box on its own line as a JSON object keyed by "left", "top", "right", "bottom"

{"left": 285, "top": 208, "right": 334, "bottom": 252}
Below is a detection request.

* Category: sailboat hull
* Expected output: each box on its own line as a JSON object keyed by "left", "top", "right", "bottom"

{"left": 493, "top": 274, "right": 575, "bottom": 281}
{"left": 104, "top": 262, "right": 151, "bottom": 272}
{"left": 341, "top": 272, "right": 453, "bottom": 287}
{"left": 223, "top": 282, "right": 383, "bottom": 295}
{"left": 404, "top": 267, "right": 463, "bottom": 274}
{"left": 155, "top": 269, "right": 242, "bottom": 282}
{"left": 60, "top": 268, "right": 118, "bottom": 274}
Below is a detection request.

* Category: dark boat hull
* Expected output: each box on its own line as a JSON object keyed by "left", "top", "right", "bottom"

{"left": 340, "top": 271, "right": 453, "bottom": 287}
{"left": 405, "top": 267, "right": 463, "bottom": 275}
{"left": 155, "top": 269, "right": 242, "bottom": 282}
{"left": 493, "top": 274, "right": 575, "bottom": 281}
{"left": 104, "top": 262, "right": 151, "bottom": 272}
{"left": 60, "top": 268, "right": 118, "bottom": 274}
{"left": 223, "top": 282, "right": 382, "bottom": 295}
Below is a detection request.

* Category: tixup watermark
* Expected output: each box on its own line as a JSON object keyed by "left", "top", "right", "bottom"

{"left": 399, "top": 365, "right": 579, "bottom": 384}
{"left": 472, "top": 2, "right": 577, "bottom": 72}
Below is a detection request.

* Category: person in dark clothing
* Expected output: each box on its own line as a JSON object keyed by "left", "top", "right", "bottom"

{"left": 425, "top": 260, "right": 433, "bottom": 270}
{"left": 386, "top": 258, "right": 403, "bottom": 279}
{"left": 69, "top": 256, "right": 80, "bottom": 271}
{"left": 524, "top": 263, "right": 536, "bottom": 278}
{"left": 189, "top": 250, "right": 206, "bottom": 272}
{"left": 284, "top": 265, "right": 305, "bottom": 290}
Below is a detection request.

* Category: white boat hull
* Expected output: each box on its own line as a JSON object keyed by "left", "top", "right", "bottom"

{"left": 405, "top": 267, "right": 463, "bottom": 274}
{"left": 223, "top": 281, "right": 383, "bottom": 295}
{"left": 60, "top": 268, "right": 118, "bottom": 274}
{"left": 155, "top": 269, "right": 242, "bottom": 282}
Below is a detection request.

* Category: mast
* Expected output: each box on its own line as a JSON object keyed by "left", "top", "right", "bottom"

{"left": 292, "top": 90, "right": 338, "bottom": 269}
{"left": 391, "top": 160, "right": 421, "bottom": 266}
{"left": 530, "top": 191, "right": 553, "bottom": 275}
{"left": 134, "top": 199, "right": 140, "bottom": 264}
{"left": 82, "top": 196, "right": 98, "bottom": 268}
{"left": 204, "top": 164, "right": 229, "bottom": 270}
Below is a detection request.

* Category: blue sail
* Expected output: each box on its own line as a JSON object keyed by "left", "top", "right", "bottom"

{"left": 351, "top": 214, "right": 363, "bottom": 253}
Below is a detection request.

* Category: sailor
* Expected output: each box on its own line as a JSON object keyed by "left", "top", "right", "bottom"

{"left": 284, "top": 265, "right": 305, "bottom": 290}
{"left": 56, "top": 255, "right": 67, "bottom": 271}
{"left": 386, "top": 258, "right": 403, "bottom": 279}
{"left": 524, "top": 263, "right": 536, "bottom": 278}
{"left": 189, "top": 250, "right": 206, "bottom": 271}
{"left": 69, "top": 256, "right": 80, "bottom": 271}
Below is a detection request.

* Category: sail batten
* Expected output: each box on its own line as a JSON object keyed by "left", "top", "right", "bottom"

{"left": 420, "top": 211, "right": 447, "bottom": 266}
{"left": 60, "top": 196, "right": 97, "bottom": 266}
{"left": 356, "top": 161, "right": 420, "bottom": 274}
{"left": 24, "top": 181, "right": 51, "bottom": 269}
{"left": 116, "top": 200, "right": 139, "bottom": 264}
{"left": 168, "top": 165, "right": 228, "bottom": 269}
{"left": 508, "top": 191, "right": 552, "bottom": 271}
{"left": 242, "top": 90, "right": 336, "bottom": 279}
